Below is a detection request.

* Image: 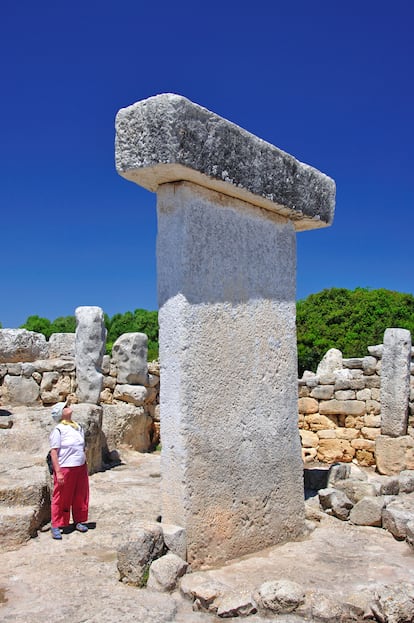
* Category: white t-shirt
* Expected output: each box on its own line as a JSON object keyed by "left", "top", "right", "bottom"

{"left": 49, "top": 423, "right": 86, "bottom": 468}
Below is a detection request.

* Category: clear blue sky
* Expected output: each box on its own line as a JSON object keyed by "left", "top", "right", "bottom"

{"left": 1, "top": 0, "right": 413, "bottom": 328}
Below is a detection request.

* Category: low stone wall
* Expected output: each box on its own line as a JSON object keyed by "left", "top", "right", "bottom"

{"left": 299, "top": 333, "right": 414, "bottom": 468}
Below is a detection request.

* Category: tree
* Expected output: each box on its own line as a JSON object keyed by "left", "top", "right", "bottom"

{"left": 50, "top": 316, "right": 76, "bottom": 333}
{"left": 296, "top": 287, "right": 414, "bottom": 375}
{"left": 20, "top": 315, "right": 53, "bottom": 338}
{"left": 105, "top": 309, "right": 159, "bottom": 360}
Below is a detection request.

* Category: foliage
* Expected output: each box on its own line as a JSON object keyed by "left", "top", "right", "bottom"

{"left": 20, "top": 315, "right": 53, "bottom": 338}
{"left": 296, "top": 287, "right": 414, "bottom": 375}
{"left": 105, "top": 308, "right": 159, "bottom": 360}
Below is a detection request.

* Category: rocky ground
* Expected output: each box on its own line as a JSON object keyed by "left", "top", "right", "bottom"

{"left": 1, "top": 407, "right": 414, "bottom": 622}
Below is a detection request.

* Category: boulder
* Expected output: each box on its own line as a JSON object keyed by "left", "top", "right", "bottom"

{"left": 0, "top": 329, "right": 48, "bottom": 363}
{"left": 371, "top": 583, "right": 414, "bottom": 623}
{"left": 161, "top": 523, "right": 187, "bottom": 560}
{"left": 216, "top": 591, "right": 257, "bottom": 618}
{"left": 101, "top": 404, "right": 153, "bottom": 453}
{"left": 146, "top": 552, "right": 188, "bottom": 592}
{"left": 113, "top": 384, "right": 151, "bottom": 406}
{"left": 376, "top": 435, "right": 414, "bottom": 475}
{"left": 2, "top": 375, "right": 40, "bottom": 405}
{"left": 316, "top": 349, "right": 343, "bottom": 377}
{"left": 117, "top": 524, "right": 165, "bottom": 586}
{"left": 75, "top": 306, "right": 106, "bottom": 404}
{"left": 253, "top": 579, "right": 305, "bottom": 614}
{"left": 349, "top": 496, "right": 386, "bottom": 527}
{"left": 112, "top": 333, "right": 148, "bottom": 385}
{"left": 382, "top": 497, "right": 414, "bottom": 540}
{"left": 318, "top": 488, "right": 353, "bottom": 520}
{"left": 399, "top": 470, "right": 414, "bottom": 494}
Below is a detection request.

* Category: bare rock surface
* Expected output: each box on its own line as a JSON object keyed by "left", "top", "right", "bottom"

{"left": 1, "top": 410, "right": 414, "bottom": 621}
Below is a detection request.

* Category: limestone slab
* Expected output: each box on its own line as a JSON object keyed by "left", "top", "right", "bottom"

{"left": 115, "top": 94, "right": 335, "bottom": 232}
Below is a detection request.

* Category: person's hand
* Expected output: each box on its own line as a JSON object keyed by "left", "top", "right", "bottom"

{"left": 56, "top": 471, "right": 65, "bottom": 486}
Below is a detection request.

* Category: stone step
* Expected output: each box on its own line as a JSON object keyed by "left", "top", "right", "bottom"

{"left": 0, "top": 464, "right": 49, "bottom": 507}
{"left": 0, "top": 503, "right": 50, "bottom": 550}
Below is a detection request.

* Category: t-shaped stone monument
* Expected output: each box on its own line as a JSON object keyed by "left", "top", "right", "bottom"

{"left": 115, "top": 94, "right": 335, "bottom": 567}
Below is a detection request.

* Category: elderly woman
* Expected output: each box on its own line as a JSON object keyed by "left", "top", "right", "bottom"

{"left": 49, "top": 400, "right": 89, "bottom": 540}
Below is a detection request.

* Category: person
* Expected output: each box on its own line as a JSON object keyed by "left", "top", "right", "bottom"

{"left": 49, "top": 399, "right": 89, "bottom": 540}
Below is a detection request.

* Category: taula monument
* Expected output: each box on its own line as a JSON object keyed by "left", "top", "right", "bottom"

{"left": 115, "top": 94, "right": 336, "bottom": 567}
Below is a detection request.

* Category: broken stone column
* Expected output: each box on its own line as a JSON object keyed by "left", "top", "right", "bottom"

{"left": 75, "top": 306, "right": 106, "bottom": 403}
{"left": 115, "top": 94, "right": 335, "bottom": 566}
{"left": 380, "top": 328, "right": 411, "bottom": 437}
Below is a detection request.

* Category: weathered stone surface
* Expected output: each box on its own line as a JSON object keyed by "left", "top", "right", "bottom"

{"left": 381, "top": 328, "right": 411, "bottom": 437}
{"left": 113, "top": 384, "right": 151, "bottom": 406}
{"left": 115, "top": 94, "right": 335, "bottom": 231}
{"left": 343, "top": 357, "right": 364, "bottom": 369}
{"left": 215, "top": 590, "right": 257, "bottom": 618}
{"left": 0, "top": 329, "right": 48, "bottom": 363}
{"left": 376, "top": 435, "right": 414, "bottom": 475}
{"left": 317, "top": 439, "right": 355, "bottom": 463}
{"left": 155, "top": 181, "right": 306, "bottom": 567}
{"left": 298, "top": 397, "right": 318, "bottom": 414}
{"left": 371, "top": 583, "right": 414, "bottom": 623}
{"left": 299, "top": 429, "right": 319, "bottom": 448}
{"left": 334, "top": 390, "right": 355, "bottom": 400}
{"left": 327, "top": 463, "right": 351, "bottom": 486}
{"left": 112, "top": 333, "right": 149, "bottom": 385}
{"left": 319, "top": 399, "right": 365, "bottom": 417}
{"left": 40, "top": 372, "right": 72, "bottom": 404}
{"left": 349, "top": 496, "right": 385, "bottom": 527}
{"left": 318, "top": 488, "right": 353, "bottom": 520}
{"left": 253, "top": 579, "right": 305, "bottom": 614}
{"left": 382, "top": 497, "right": 414, "bottom": 540}
{"left": 406, "top": 520, "right": 414, "bottom": 550}
{"left": 161, "top": 523, "right": 187, "bottom": 560}
{"left": 368, "top": 344, "right": 383, "bottom": 358}
{"left": 334, "top": 480, "right": 379, "bottom": 504}
{"left": 179, "top": 575, "right": 230, "bottom": 612}
{"left": 117, "top": 525, "right": 165, "bottom": 586}
{"left": 147, "top": 552, "right": 188, "bottom": 592}
{"left": 71, "top": 403, "right": 103, "bottom": 474}
{"left": 316, "top": 349, "right": 342, "bottom": 377}
{"left": 2, "top": 375, "right": 39, "bottom": 405}
{"left": 399, "top": 470, "right": 414, "bottom": 494}
{"left": 48, "top": 333, "right": 75, "bottom": 359}
{"left": 101, "top": 404, "right": 152, "bottom": 453}
{"left": 75, "top": 306, "right": 106, "bottom": 404}
{"left": 305, "top": 414, "right": 336, "bottom": 431}
{"left": 310, "top": 385, "right": 334, "bottom": 400}
{"left": 362, "top": 356, "right": 377, "bottom": 375}
{"left": 380, "top": 477, "right": 400, "bottom": 496}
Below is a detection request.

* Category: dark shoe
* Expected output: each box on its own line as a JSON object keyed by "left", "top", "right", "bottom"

{"left": 51, "top": 527, "right": 62, "bottom": 540}
{"left": 75, "top": 523, "right": 88, "bottom": 533}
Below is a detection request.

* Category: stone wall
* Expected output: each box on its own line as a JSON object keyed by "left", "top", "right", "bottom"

{"left": 299, "top": 335, "right": 414, "bottom": 467}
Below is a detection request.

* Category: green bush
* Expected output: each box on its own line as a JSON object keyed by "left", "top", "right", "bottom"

{"left": 296, "top": 287, "right": 414, "bottom": 375}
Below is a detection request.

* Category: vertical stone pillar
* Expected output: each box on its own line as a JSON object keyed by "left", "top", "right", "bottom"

{"left": 115, "top": 94, "right": 336, "bottom": 566}
{"left": 381, "top": 328, "right": 411, "bottom": 436}
{"left": 75, "top": 306, "right": 106, "bottom": 403}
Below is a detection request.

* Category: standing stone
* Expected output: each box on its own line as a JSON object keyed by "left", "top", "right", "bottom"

{"left": 75, "top": 306, "right": 106, "bottom": 404}
{"left": 381, "top": 328, "right": 411, "bottom": 437}
{"left": 112, "top": 332, "right": 148, "bottom": 385}
{"left": 115, "top": 93, "right": 335, "bottom": 567}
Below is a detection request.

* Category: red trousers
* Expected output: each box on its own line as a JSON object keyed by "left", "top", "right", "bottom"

{"left": 51, "top": 463, "right": 89, "bottom": 527}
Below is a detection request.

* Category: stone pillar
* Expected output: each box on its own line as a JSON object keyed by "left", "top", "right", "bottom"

{"left": 75, "top": 306, "right": 106, "bottom": 403}
{"left": 381, "top": 328, "right": 411, "bottom": 437}
{"left": 115, "top": 94, "right": 335, "bottom": 567}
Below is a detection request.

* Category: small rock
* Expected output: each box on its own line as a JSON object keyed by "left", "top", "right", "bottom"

{"left": 146, "top": 552, "right": 188, "bottom": 592}
{"left": 215, "top": 590, "right": 257, "bottom": 618}
{"left": 117, "top": 525, "right": 165, "bottom": 586}
{"left": 349, "top": 496, "right": 385, "bottom": 527}
{"left": 399, "top": 470, "right": 414, "bottom": 494}
{"left": 253, "top": 579, "right": 305, "bottom": 614}
{"left": 318, "top": 488, "right": 353, "bottom": 520}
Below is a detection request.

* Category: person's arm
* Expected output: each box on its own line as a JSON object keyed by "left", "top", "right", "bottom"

{"left": 50, "top": 448, "right": 64, "bottom": 485}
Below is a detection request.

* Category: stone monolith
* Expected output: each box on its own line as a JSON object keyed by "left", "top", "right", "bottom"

{"left": 381, "top": 328, "right": 411, "bottom": 437}
{"left": 75, "top": 306, "right": 106, "bottom": 403}
{"left": 115, "top": 93, "right": 335, "bottom": 566}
